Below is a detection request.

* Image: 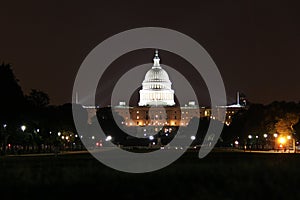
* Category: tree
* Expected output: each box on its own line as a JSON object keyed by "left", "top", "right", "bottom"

{"left": 26, "top": 89, "right": 50, "bottom": 108}
{"left": 275, "top": 113, "right": 299, "bottom": 135}
{"left": 0, "top": 63, "right": 26, "bottom": 154}
{"left": 224, "top": 104, "right": 265, "bottom": 143}
{"left": 0, "top": 63, "right": 26, "bottom": 120}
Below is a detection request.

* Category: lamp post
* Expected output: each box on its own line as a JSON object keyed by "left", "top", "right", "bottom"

{"left": 273, "top": 133, "right": 278, "bottom": 151}
{"left": 1, "top": 124, "right": 8, "bottom": 154}
{"left": 248, "top": 135, "right": 252, "bottom": 151}
{"left": 20, "top": 125, "right": 28, "bottom": 152}
{"left": 255, "top": 135, "right": 259, "bottom": 149}
{"left": 21, "top": 125, "right": 26, "bottom": 132}
{"left": 286, "top": 135, "right": 294, "bottom": 153}
{"left": 263, "top": 134, "right": 268, "bottom": 150}
{"left": 293, "top": 138, "right": 296, "bottom": 153}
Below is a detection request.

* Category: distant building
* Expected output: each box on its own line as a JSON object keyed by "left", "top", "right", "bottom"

{"left": 114, "top": 101, "right": 204, "bottom": 127}
{"left": 214, "top": 91, "right": 247, "bottom": 125}
{"left": 83, "top": 50, "right": 246, "bottom": 127}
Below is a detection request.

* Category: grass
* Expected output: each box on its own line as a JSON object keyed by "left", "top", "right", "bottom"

{"left": 0, "top": 151, "right": 300, "bottom": 199}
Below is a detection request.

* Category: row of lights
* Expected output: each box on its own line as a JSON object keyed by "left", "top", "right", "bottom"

{"left": 248, "top": 133, "right": 293, "bottom": 144}
{"left": 19, "top": 125, "right": 80, "bottom": 141}
{"left": 3, "top": 124, "right": 117, "bottom": 147}
{"left": 122, "top": 120, "right": 192, "bottom": 127}
{"left": 148, "top": 135, "right": 196, "bottom": 141}
{"left": 248, "top": 134, "right": 269, "bottom": 139}
{"left": 4, "top": 124, "right": 34, "bottom": 133}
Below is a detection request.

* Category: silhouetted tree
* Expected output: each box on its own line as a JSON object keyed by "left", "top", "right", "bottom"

{"left": 223, "top": 102, "right": 300, "bottom": 149}
{"left": 275, "top": 113, "right": 299, "bottom": 135}
{"left": 26, "top": 89, "right": 50, "bottom": 108}
{"left": 0, "top": 63, "right": 26, "bottom": 154}
{"left": 95, "top": 107, "right": 127, "bottom": 145}
{"left": 0, "top": 63, "right": 25, "bottom": 120}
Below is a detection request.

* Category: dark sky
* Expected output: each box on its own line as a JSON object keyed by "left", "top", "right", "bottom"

{"left": 1, "top": 0, "right": 299, "bottom": 106}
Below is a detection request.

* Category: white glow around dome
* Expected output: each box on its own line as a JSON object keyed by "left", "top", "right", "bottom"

{"left": 138, "top": 50, "right": 175, "bottom": 106}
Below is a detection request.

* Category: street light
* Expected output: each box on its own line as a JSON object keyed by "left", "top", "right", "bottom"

{"left": 273, "top": 133, "right": 278, "bottom": 138}
{"left": 263, "top": 134, "right": 268, "bottom": 138}
{"left": 58, "top": 132, "right": 61, "bottom": 136}
{"left": 3, "top": 124, "right": 7, "bottom": 128}
{"left": 278, "top": 137, "right": 286, "bottom": 144}
{"left": 21, "top": 125, "right": 26, "bottom": 132}
{"left": 105, "top": 135, "right": 112, "bottom": 141}
{"left": 191, "top": 136, "right": 196, "bottom": 140}
{"left": 248, "top": 135, "right": 252, "bottom": 139}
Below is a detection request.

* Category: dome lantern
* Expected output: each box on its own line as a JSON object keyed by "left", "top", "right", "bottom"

{"left": 153, "top": 50, "right": 161, "bottom": 68}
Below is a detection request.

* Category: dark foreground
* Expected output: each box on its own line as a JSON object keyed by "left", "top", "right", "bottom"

{"left": 1, "top": 151, "right": 300, "bottom": 200}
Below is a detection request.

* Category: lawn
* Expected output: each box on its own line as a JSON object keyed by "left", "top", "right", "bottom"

{"left": 0, "top": 151, "right": 300, "bottom": 200}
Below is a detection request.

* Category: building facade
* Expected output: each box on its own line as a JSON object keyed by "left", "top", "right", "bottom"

{"left": 114, "top": 101, "right": 204, "bottom": 127}
{"left": 85, "top": 50, "right": 245, "bottom": 127}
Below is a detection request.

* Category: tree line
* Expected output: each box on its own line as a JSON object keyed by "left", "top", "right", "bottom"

{"left": 0, "top": 63, "right": 86, "bottom": 155}
{"left": 220, "top": 101, "right": 300, "bottom": 149}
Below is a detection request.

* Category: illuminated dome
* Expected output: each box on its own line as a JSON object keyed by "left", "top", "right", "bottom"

{"left": 138, "top": 50, "right": 175, "bottom": 106}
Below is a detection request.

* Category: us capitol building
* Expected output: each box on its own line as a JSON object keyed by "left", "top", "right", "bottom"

{"left": 82, "top": 50, "right": 245, "bottom": 128}
{"left": 110, "top": 50, "right": 245, "bottom": 128}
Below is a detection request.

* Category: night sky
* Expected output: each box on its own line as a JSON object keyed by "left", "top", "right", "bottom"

{"left": 1, "top": 0, "right": 299, "bottom": 106}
